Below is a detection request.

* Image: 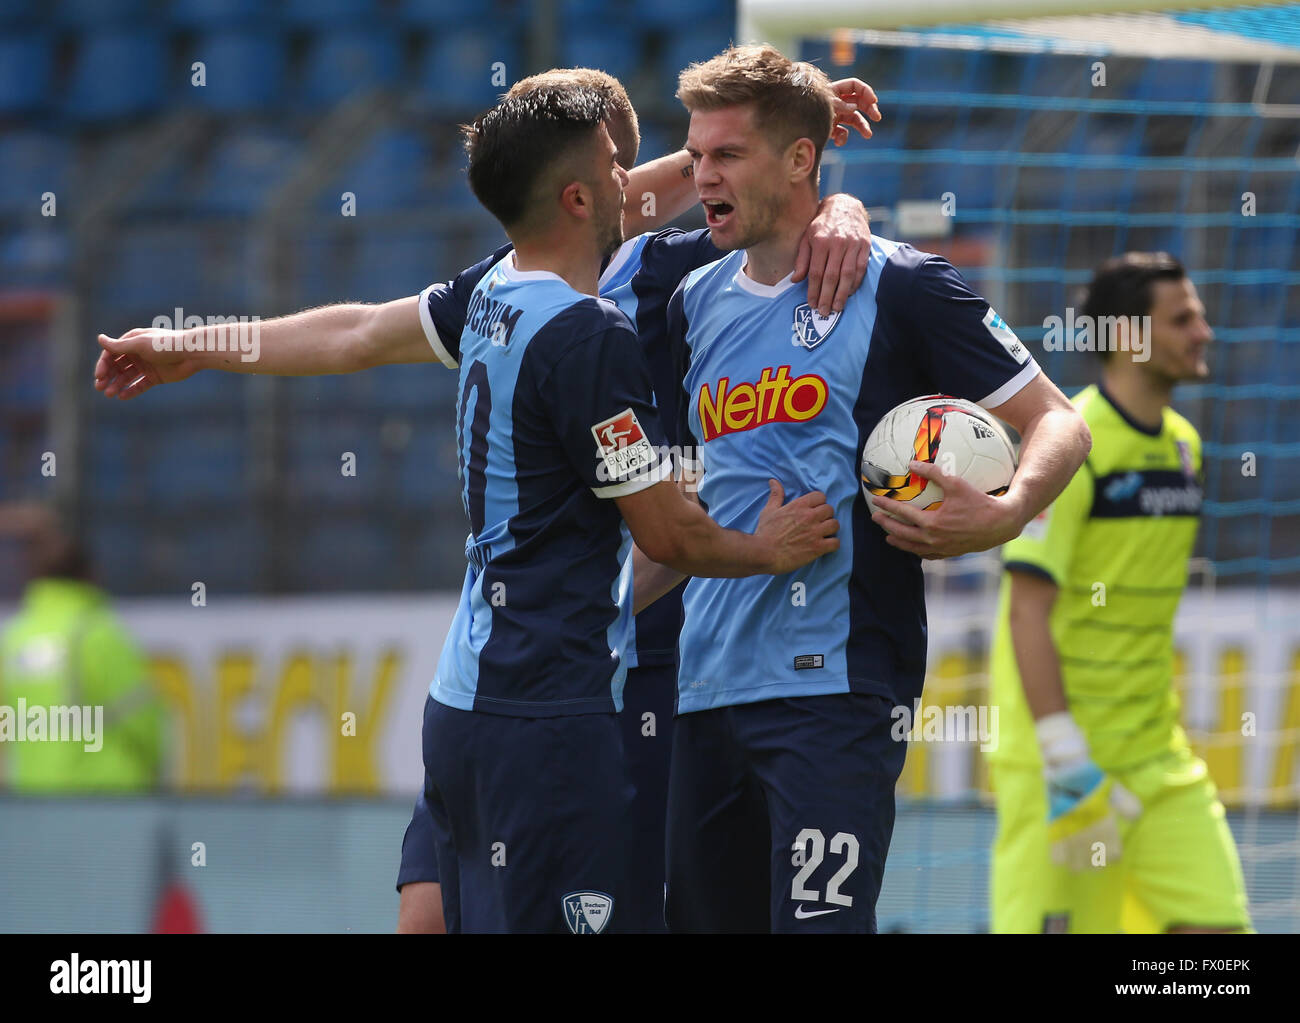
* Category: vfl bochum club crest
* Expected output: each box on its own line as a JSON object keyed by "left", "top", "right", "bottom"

{"left": 791, "top": 303, "right": 841, "bottom": 350}
{"left": 563, "top": 891, "right": 614, "bottom": 934}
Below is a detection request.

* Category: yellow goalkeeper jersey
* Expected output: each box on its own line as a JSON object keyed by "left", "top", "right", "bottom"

{"left": 988, "top": 383, "right": 1201, "bottom": 771}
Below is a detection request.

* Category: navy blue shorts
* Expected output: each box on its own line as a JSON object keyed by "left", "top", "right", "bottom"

{"left": 422, "top": 695, "right": 652, "bottom": 933}
{"left": 616, "top": 663, "right": 676, "bottom": 933}
{"left": 395, "top": 788, "right": 438, "bottom": 890}
{"left": 665, "top": 692, "right": 907, "bottom": 933}
{"left": 397, "top": 666, "right": 676, "bottom": 920}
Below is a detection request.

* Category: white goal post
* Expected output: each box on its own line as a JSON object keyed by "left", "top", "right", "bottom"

{"left": 738, "top": 0, "right": 1292, "bottom": 54}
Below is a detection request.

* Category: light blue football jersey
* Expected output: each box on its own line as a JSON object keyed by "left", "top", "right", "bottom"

{"left": 421, "top": 229, "right": 721, "bottom": 670}
{"left": 427, "top": 253, "right": 671, "bottom": 717}
{"left": 666, "top": 236, "right": 1040, "bottom": 713}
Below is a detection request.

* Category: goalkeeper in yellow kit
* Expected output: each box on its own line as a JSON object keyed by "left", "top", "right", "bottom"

{"left": 987, "top": 252, "right": 1251, "bottom": 933}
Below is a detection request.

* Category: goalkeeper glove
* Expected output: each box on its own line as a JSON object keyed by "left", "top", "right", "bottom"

{"left": 1037, "top": 712, "right": 1142, "bottom": 871}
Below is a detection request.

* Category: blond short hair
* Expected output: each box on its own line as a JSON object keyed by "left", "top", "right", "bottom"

{"left": 507, "top": 67, "right": 640, "bottom": 166}
{"left": 677, "top": 44, "right": 835, "bottom": 168}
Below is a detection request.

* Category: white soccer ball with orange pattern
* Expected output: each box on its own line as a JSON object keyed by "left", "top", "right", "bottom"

{"left": 860, "top": 395, "right": 1017, "bottom": 513}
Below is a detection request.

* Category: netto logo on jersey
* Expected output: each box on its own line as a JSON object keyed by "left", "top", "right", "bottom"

{"left": 698, "top": 366, "right": 828, "bottom": 441}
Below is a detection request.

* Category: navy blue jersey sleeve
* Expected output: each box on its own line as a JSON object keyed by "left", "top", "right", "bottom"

{"left": 534, "top": 303, "right": 673, "bottom": 498}
{"left": 417, "top": 242, "right": 514, "bottom": 368}
{"left": 884, "top": 253, "right": 1040, "bottom": 409}
{"left": 639, "top": 228, "right": 721, "bottom": 294}
{"left": 664, "top": 278, "right": 697, "bottom": 466}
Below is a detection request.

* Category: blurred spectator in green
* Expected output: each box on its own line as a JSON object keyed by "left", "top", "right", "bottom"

{"left": 0, "top": 504, "right": 164, "bottom": 792}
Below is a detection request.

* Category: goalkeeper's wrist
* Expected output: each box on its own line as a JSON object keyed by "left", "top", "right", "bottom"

{"left": 1035, "top": 711, "right": 1090, "bottom": 773}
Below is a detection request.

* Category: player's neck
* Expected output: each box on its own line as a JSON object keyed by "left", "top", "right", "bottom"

{"left": 1100, "top": 367, "right": 1171, "bottom": 432}
{"left": 742, "top": 191, "right": 820, "bottom": 286}
{"left": 510, "top": 234, "right": 602, "bottom": 297}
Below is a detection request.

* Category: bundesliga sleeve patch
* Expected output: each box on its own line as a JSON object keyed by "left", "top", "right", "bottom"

{"left": 983, "top": 307, "right": 1030, "bottom": 364}
{"left": 591, "top": 408, "right": 658, "bottom": 483}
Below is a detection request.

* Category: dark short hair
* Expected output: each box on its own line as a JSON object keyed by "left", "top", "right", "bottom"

{"left": 462, "top": 84, "right": 609, "bottom": 230}
{"left": 507, "top": 68, "right": 640, "bottom": 168}
{"left": 1080, "top": 252, "right": 1187, "bottom": 359}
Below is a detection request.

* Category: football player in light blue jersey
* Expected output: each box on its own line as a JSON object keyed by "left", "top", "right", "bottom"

{"left": 95, "top": 66, "right": 882, "bottom": 934}
{"left": 653, "top": 45, "right": 1094, "bottom": 933}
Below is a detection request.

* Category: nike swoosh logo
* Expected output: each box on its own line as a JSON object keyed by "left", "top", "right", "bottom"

{"left": 793, "top": 905, "right": 840, "bottom": 919}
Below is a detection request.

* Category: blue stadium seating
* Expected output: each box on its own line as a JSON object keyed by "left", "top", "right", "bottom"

{"left": 399, "top": 0, "right": 495, "bottom": 28}
{"left": 184, "top": 516, "right": 268, "bottom": 592}
{"left": 291, "top": 518, "right": 396, "bottom": 590}
{"left": 0, "top": 228, "right": 69, "bottom": 288}
{"left": 96, "top": 226, "right": 206, "bottom": 311}
{"left": 0, "top": 0, "right": 40, "bottom": 26}
{"left": 170, "top": 0, "right": 270, "bottom": 28}
{"left": 144, "top": 426, "right": 250, "bottom": 502}
{"left": 0, "top": 33, "right": 52, "bottom": 115}
{"left": 634, "top": 0, "right": 729, "bottom": 30}
{"left": 561, "top": 0, "right": 628, "bottom": 32}
{"left": 634, "top": 122, "right": 674, "bottom": 163}
{"left": 1266, "top": 63, "right": 1300, "bottom": 104}
{"left": 291, "top": 233, "right": 347, "bottom": 309}
{"left": 1175, "top": 4, "right": 1300, "bottom": 51}
{"left": 353, "top": 232, "right": 446, "bottom": 303}
{"left": 903, "top": 46, "right": 976, "bottom": 93}
{"left": 1138, "top": 59, "right": 1215, "bottom": 103}
{"left": 66, "top": 31, "right": 168, "bottom": 121}
{"left": 562, "top": 28, "right": 644, "bottom": 85}
{"left": 951, "top": 163, "right": 1003, "bottom": 214}
{"left": 86, "top": 422, "right": 134, "bottom": 502}
{"left": 840, "top": 162, "right": 902, "bottom": 210}
{"left": 1025, "top": 54, "right": 1094, "bottom": 100}
{"left": 414, "top": 29, "right": 519, "bottom": 112}
{"left": 0, "top": 335, "right": 47, "bottom": 412}
{"left": 395, "top": 430, "right": 442, "bottom": 505}
{"left": 191, "top": 129, "right": 303, "bottom": 215}
{"left": 283, "top": 0, "right": 381, "bottom": 27}
{"left": 323, "top": 128, "right": 432, "bottom": 213}
{"left": 300, "top": 30, "right": 401, "bottom": 108}
{"left": 285, "top": 371, "right": 365, "bottom": 411}
{"left": 0, "top": 133, "right": 69, "bottom": 215}
{"left": 56, "top": 0, "right": 150, "bottom": 26}
{"left": 286, "top": 420, "right": 382, "bottom": 500}
{"left": 1234, "top": 226, "right": 1293, "bottom": 270}
{"left": 660, "top": 19, "right": 734, "bottom": 85}
{"left": 188, "top": 31, "right": 288, "bottom": 113}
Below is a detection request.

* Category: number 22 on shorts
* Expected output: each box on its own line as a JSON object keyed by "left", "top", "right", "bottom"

{"left": 791, "top": 828, "right": 860, "bottom": 916}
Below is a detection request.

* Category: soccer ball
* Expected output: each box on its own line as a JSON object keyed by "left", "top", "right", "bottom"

{"left": 860, "top": 395, "right": 1017, "bottom": 513}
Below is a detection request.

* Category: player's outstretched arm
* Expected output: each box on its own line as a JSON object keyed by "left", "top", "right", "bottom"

{"left": 872, "top": 375, "right": 1091, "bottom": 558}
{"left": 94, "top": 296, "right": 433, "bottom": 400}
{"left": 619, "top": 478, "right": 838, "bottom": 583}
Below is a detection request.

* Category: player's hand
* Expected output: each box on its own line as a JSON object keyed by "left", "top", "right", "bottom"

{"left": 95, "top": 329, "right": 202, "bottom": 399}
{"left": 828, "top": 77, "right": 881, "bottom": 145}
{"left": 754, "top": 479, "right": 839, "bottom": 574}
{"left": 794, "top": 194, "right": 871, "bottom": 317}
{"left": 1037, "top": 710, "right": 1140, "bottom": 871}
{"left": 870, "top": 458, "right": 1025, "bottom": 558}
{"left": 1045, "top": 759, "right": 1142, "bottom": 871}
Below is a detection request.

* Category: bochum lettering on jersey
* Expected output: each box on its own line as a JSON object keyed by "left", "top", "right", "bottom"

{"left": 465, "top": 290, "right": 524, "bottom": 347}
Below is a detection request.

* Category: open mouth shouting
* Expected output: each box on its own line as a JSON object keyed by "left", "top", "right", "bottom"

{"left": 703, "top": 197, "right": 735, "bottom": 228}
